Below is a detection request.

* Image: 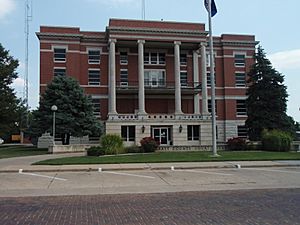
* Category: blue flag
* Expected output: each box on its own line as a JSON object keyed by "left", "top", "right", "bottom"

{"left": 204, "top": 0, "right": 217, "bottom": 17}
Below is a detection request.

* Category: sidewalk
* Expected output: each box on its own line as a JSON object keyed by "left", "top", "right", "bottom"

{"left": 0, "top": 153, "right": 299, "bottom": 173}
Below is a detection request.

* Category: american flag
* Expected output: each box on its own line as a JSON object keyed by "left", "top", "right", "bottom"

{"left": 204, "top": 0, "right": 218, "bottom": 17}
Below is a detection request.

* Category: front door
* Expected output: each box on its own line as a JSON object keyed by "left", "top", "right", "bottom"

{"left": 153, "top": 127, "right": 169, "bottom": 145}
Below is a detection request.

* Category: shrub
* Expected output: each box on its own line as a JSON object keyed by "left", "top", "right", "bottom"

{"left": 124, "top": 145, "right": 142, "bottom": 154}
{"left": 140, "top": 137, "right": 159, "bottom": 153}
{"left": 262, "top": 129, "right": 293, "bottom": 152}
{"left": 100, "top": 134, "right": 124, "bottom": 155}
{"left": 227, "top": 137, "right": 247, "bottom": 151}
{"left": 87, "top": 146, "right": 105, "bottom": 156}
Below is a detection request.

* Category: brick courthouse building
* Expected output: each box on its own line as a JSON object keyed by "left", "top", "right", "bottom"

{"left": 37, "top": 18, "right": 257, "bottom": 149}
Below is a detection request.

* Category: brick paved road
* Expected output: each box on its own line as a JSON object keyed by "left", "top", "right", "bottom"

{"left": 1, "top": 188, "right": 299, "bottom": 225}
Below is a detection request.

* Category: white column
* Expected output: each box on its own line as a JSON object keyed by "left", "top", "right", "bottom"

{"left": 193, "top": 50, "right": 200, "bottom": 114}
{"left": 108, "top": 39, "right": 117, "bottom": 115}
{"left": 138, "top": 40, "right": 146, "bottom": 115}
{"left": 174, "top": 41, "right": 182, "bottom": 114}
{"left": 201, "top": 42, "right": 209, "bottom": 115}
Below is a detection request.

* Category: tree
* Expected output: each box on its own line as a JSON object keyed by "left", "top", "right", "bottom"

{"left": 0, "top": 43, "right": 21, "bottom": 140}
{"left": 246, "top": 46, "right": 294, "bottom": 140}
{"left": 29, "top": 76, "right": 102, "bottom": 145}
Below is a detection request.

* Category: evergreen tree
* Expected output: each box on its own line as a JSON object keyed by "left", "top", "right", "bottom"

{"left": 0, "top": 43, "right": 21, "bottom": 140}
{"left": 246, "top": 46, "right": 293, "bottom": 140}
{"left": 29, "top": 76, "right": 102, "bottom": 145}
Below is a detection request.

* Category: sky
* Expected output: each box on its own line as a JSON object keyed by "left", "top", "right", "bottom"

{"left": 0, "top": 0, "right": 299, "bottom": 122}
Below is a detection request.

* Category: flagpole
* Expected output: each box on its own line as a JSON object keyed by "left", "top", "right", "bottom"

{"left": 207, "top": 0, "right": 218, "bottom": 156}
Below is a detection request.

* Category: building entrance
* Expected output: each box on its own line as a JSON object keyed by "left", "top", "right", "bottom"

{"left": 152, "top": 127, "right": 171, "bottom": 145}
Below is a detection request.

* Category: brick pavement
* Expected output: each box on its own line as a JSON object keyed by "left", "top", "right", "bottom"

{"left": 0, "top": 188, "right": 300, "bottom": 225}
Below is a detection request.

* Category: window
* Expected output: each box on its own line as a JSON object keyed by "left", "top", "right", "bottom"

{"left": 54, "top": 48, "right": 66, "bottom": 62}
{"left": 91, "top": 98, "right": 101, "bottom": 117}
{"left": 208, "top": 99, "right": 217, "bottom": 114}
{"left": 235, "top": 72, "right": 246, "bottom": 87}
{"left": 120, "top": 52, "right": 128, "bottom": 64}
{"left": 144, "top": 70, "right": 166, "bottom": 87}
{"left": 206, "top": 52, "right": 216, "bottom": 67}
{"left": 144, "top": 52, "right": 165, "bottom": 65}
{"left": 236, "top": 100, "right": 247, "bottom": 116}
{"left": 88, "top": 50, "right": 100, "bottom": 64}
{"left": 235, "top": 54, "right": 245, "bottom": 67}
{"left": 120, "top": 69, "right": 128, "bottom": 86}
{"left": 207, "top": 72, "right": 216, "bottom": 87}
{"left": 54, "top": 68, "right": 66, "bottom": 76}
{"left": 238, "top": 125, "right": 248, "bottom": 138}
{"left": 88, "top": 70, "right": 100, "bottom": 85}
{"left": 121, "top": 126, "right": 135, "bottom": 142}
{"left": 180, "top": 71, "right": 188, "bottom": 87}
{"left": 187, "top": 125, "right": 200, "bottom": 141}
{"left": 180, "top": 54, "right": 187, "bottom": 66}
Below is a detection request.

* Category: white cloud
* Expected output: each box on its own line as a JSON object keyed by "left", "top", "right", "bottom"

{"left": 269, "top": 49, "right": 300, "bottom": 70}
{"left": 0, "top": 0, "right": 16, "bottom": 20}
{"left": 11, "top": 77, "right": 25, "bottom": 88}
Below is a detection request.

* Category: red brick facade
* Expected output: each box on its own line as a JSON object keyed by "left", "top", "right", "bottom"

{"left": 37, "top": 19, "right": 257, "bottom": 145}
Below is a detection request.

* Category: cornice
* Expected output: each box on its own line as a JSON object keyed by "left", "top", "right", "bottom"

{"left": 36, "top": 32, "right": 105, "bottom": 42}
{"left": 107, "top": 26, "right": 209, "bottom": 37}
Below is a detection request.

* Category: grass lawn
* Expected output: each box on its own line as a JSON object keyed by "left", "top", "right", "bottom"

{"left": 0, "top": 146, "right": 48, "bottom": 159}
{"left": 33, "top": 151, "right": 300, "bottom": 165}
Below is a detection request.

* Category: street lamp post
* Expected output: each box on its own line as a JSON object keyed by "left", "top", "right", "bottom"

{"left": 51, "top": 105, "right": 58, "bottom": 145}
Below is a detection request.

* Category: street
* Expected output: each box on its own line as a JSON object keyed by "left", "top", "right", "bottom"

{"left": 0, "top": 188, "right": 299, "bottom": 225}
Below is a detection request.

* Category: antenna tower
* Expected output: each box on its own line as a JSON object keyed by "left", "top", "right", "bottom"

{"left": 24, "top": 0, "right": 32, "bottom": 128}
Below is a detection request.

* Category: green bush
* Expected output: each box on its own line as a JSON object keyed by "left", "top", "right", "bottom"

{"left": 100, "top": 134, "right": 124, "bottom": 155}
{"left": 262, "top": 129, "right": 293, "bottom": 152}
{"left": 227, "top": 137, "right": 247, "bottom": 151}
{"left": 124, "top": 145, "right": 142, "bottom": 154}
{"left": 140, "top": 137, "right": 159, "bottom": 153}
{"left": 86, "top": 146, "right": 105, "bottom": 156}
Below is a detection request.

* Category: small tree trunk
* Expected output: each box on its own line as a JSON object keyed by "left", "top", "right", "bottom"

{"left": 66, "top": 133, "right": 70, "bottom": 145}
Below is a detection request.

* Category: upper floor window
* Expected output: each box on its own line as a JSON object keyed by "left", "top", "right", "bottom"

{"left": 234, "top": 54, "right": 246, "bottom": 67}
{"left": 180, "top": 54, "right": 187, "bottom": 66}
{"left": 180, "top": 71, "right": 188, "bottom": 87}
{"left": 144, "top": 52, "right": 165, "bottom": 65}
{"left": 187, "top": 125, "right": 200, "bottom": 141}
{"left": 236, "top": 100, "right": 247, "bottom": 116}
{"left": 88, "top": 50, "right": 100, "bottom": 64}
{"left": 235, "top": 72, "right": 246, "bottom": 87}
{"left": 120, "top": 69, "right": 128, "bottom": 86}
{"left": 144, "top": 70, "right": 165, "bottom": 87}
{"left": 120, "top": 52, "right": 128, "bottom": 64}
{"left": 54, "top": 48, "right": 66, "bottom": 62}
{"left": 54, "top": 68, "right": 66, "bottom": 77}
{"left": 88, "top": 69, "right": 100, "bottom": 86}
{"left": 207, "top": 72, "right": 216, "bottom": 87}
{"left": 208, "top": 99, "right": 217, "bottom": 114}
{"left": 206, "top": 52, "right": 216, "bottom": 67}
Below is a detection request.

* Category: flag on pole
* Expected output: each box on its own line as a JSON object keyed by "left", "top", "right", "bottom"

{"left": 204, "top": 0, "right": 217, "bottom": 17}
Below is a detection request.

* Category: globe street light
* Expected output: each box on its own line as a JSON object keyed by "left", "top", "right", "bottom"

{"left": 51, "top": 105, "right": 58, "bottom": 145}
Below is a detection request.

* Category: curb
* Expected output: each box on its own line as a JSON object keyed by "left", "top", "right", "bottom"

{"left": 1, "top": 163, "right": 299, "bottom": 173}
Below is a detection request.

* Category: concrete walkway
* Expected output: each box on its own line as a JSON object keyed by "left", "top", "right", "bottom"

{"left": 0, "top": 153, "right": 299, "bottom": 173}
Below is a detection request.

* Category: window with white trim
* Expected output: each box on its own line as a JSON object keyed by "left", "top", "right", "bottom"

{"left": 88, "top": 50, "right": 100, "bottom": 64}
{"left": 91, "top": 98, "right": 101, "bottom": 117}
{"left": 144, "top": 70, "right": 165, "bottom": 87}
{"left": 88, "top": 70, "right": 100, "bottom": 85}
{"left": 144, "top": 52, "right": 165, "bottom": 65}
{"left": 120, "top": 69, "right": 128, "bottom": 86}
{"left": 54, "top": 68, "right": 66, "bottom": 76}
{"left": 234, "top": 54, "right": 246, "bottom": 67}
{"left": 238, "top": 125, "right": 248, "bottom": 138}
{"left": 206, "top": 52, "right": 216, "bottom": 67}
{"left": 235, "top": 72, "right": 246, "bottom": 87}
{"left": 180, "top": 71, "right": 188, "bottom": 87}
{"left": 54, "top": 48, "right": 66, "bottom": 62}
{"left": 207, "top": 72, "right": 216, "bottom": 87}
{"left": 236, "top": 100, "right": 247, "bottom": 116}
{"left": 120, "top": 52, "right": 128, "bottom": 64}
{"left": 208, "top": 99, "right": 217, "bottom": 114}
{"left": 121, "top": 126, "right": 135, "bottom": 141}
{"left": 180, "top": 53, "right": 187, "bottom": 66}
{"left": 187, "top": 125, "right": 200, "bottom": 141}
